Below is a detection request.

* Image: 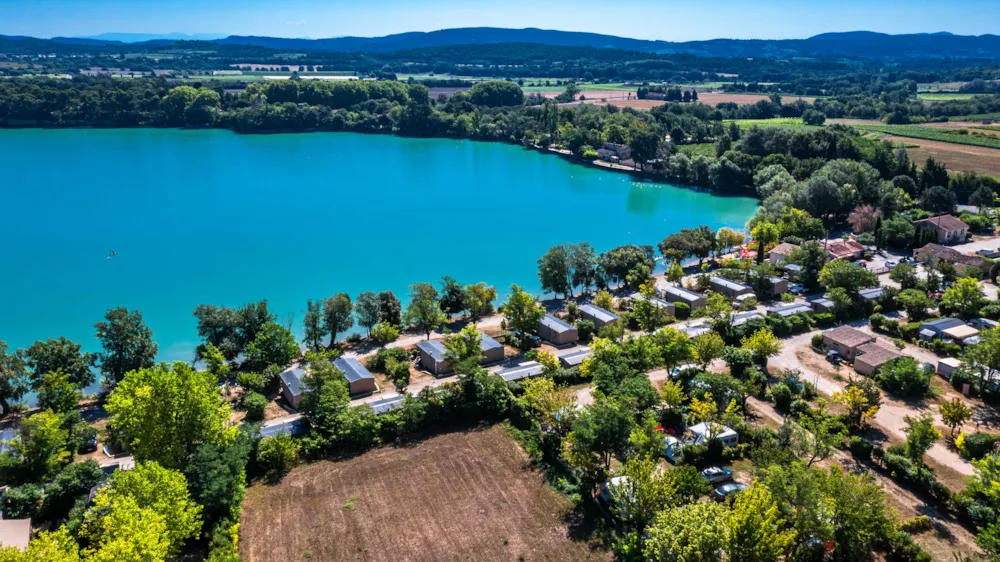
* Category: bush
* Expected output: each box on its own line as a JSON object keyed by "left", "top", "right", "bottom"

{"left": 243, "top": 390, "right": 267, "bottom": 421}
{"left": 811, "top": 333, "right": 825, "bottom": 349}
{"left": 789, "top": 399, "right": 811, "bottom": 417}
{"left": 368, "top": 346, "right": 406, "bottom": 372}
{"left": 884, "top": 453, "right": 915, "bottom": 477}
{"left": 849, "top": 436, "right": 874, "bottom": 460}
{"left": 673, "top": 302, "right": 691, "bottom": 320}
{"left": 2, "top": 484, "right": 43, "bottom": 518}
{"left": 575, "top": 319, "right": 595, "bottom": 341}
{"left": 870, "top": 313, "right": 887, "bottom": 330}
{"left": 236, "top": 372, "right": 267, "bottom": 393}
{"left": 770, "top": 382, "right": 793, "bottom": 410}
{"left": 877, "top": 357, "right": 933, "bottom": 397}
{"left": 899, "top": 515, "right": 932, "bottom": 533}
{"left": 566, "top": 302, "right": 580, "bottom": 322}
{"left": 958, "top": 431, "right": 1000, "bottom": 459}
{"left": 257, "top": 434, "right": 299, "bottom": 480}
{"left": 885, "top": 529, "right": 933, "bottom": 562}
{"left": 898, "top": 322, "right": 921, "bottom": 342}
{"left": 981, "top": 303, "right": 1000, "bottom": 320}
{"left": 812, "top": 313, "right": 836, "bottom": 327}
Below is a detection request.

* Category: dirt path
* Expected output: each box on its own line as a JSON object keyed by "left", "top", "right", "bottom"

{"left": 747, "top": 398, "right": 981, "bottom": 560}
{"left": 772, "top": 330, "right": 976, "bottom": 478}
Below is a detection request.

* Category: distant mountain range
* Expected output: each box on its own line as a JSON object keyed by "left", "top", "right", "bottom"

{"left": 201, "top": 28, "right": 1000, "bottom": 59}
{"left": 11, "top": 27, "right": 1000, "bottom": 59}
{"left": 79, "top": 32, "right": 228, "bottom": 43}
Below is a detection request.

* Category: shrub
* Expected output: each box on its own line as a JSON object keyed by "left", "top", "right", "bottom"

{"left": 812, "top": 313, "right": 836, "bottom": 327}
{"left": 981, "top": 303, "right": 1000, "bottom": 320}
{"left": 2, "top": 484, "right": 43, "bottom": 518}
{"left": 849, "top": 436, "right": 874, "bottom": 460}
{"left": 884, "top": 453, "right": 915, "bottom": 477}
{"left": 576, "top": 319, "right": 595, "bottom": 341}
{"left": 898, "top": 322, "right": 921, "bottom": 342}
{"left": 811, "top": 333, "right": 825, "bottom": 349}
{"left": 886, "top": 529, "right": 933, "bottom": 562}
{"left": 673, "top": 302, "right": 691, "bottom": 320}
{"left": 243, "top": 390, "right": 267, "bottom": 421}
{"left": 899, "top": 515, "right": 932, "bottom": 533}
{"left": 236, "top": 372, "right": 267, "bottom": 394}
{"left": 870, "top": 313, "right": 887, "bottom": 330}
{"left": 770, "top": 382, "right": 793, "bottom": 410}
{"left": 257, "top": 434, "right": 299, "bottom": 480}
{"left": 789, "top": 399, "right": 811, "bottom": 417}
{"left": 369, "top": 346, "right": 407, "bottom": 372}
{"left": 566, "top": 302, "right": 580, "bottom": 322}
{"left": 877, "top": 357, "right": 933, "bottom": 397}
{"left": 958, "top": 431, "right": 1000, "bottom": 459}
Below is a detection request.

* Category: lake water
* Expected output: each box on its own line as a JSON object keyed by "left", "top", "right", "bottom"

{"left": 0, "top": 129, "right": 758, "bottom": 364}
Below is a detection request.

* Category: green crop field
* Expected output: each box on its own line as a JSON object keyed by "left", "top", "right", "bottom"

{"left": 677, "top": 143, "right": 715, "bottom": 157}
{"left": 855, "top": 124, "right": 1000, "bottom": 149}
{"left": 918, "top": 93, "right": 979, "bottom": 101}
{"left": 945, "top": 112, "right": 1000, "bottom": 123}
{"left": 723, "top": 118, "right": 816, "bottom": 130}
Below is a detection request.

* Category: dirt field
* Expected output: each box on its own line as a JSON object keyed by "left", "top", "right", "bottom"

{"left": 240, "top": 426, "right": 608, "bottom": 562}
{"left": 880, "top": 134, "right": 1000, "bottom": 176}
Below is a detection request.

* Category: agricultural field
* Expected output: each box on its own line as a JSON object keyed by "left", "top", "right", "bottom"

{"left": 677, "top": 143, "right": 715, "bottom": 157}
{"left": 854, "top": 123, "right": 1000, "bottom": 149}
{"left": 918, "top": 93, "right": 980, "bottom": 101}
{"left": 240, "top": 426, "right": 608, "bottom": 562}
{"left": 881, "top": 135, "right": 1000, "bottom": 176}
{"left": 722, "top": 117, "right": 814, "bottom": 130}
{"left": 917, "top": 81, "right": 968, "bottom": 92}
{"left": 945, "top": 112, "right": 1000, "bottom": 123}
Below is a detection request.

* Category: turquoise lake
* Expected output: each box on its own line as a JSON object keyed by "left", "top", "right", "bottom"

{"left": 0, "top": 128, "right": 758, "bottom": 363}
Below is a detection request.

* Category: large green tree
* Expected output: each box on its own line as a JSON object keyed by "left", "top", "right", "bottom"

{"left": 403, "top": 282, "right": 446, "bottom": 339}
{"left": 25, "top": 337, "right": 95, "bottom": 390}
{"left": 243, "top": 321, "right": 299, "bottom": 372}
{"left": 537, "top": 245, "right": 573, "bottom": 299}
{"left": 644, "top": 501, "right": 727, "bottom": 562}
{"left": 105, "top": 362, "right": 230, "bottom": 469}
{"left": 0, "top": 342, "right": 28, "bottom": 417}
{"left": 302, "top": 299, "right": 326, "bottom": 351}
{"left": 321, "top": 293, "right": 354, "bottom": 346}
{"left": 94, "top": 307, "right": 158, "bottom": 385}
{"left": 95, "top": 461, "right": 202, "bottom": 554}
{"left": 503, "top": 284, "right": 544, "bottom": 335}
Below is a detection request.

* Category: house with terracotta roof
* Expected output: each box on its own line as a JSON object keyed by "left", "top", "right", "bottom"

{"left": 769, "top": 242, "right": 799, "bottom": 265}
{"left": 824, "top": 239, "right": 866, "bottom": 261}
{"left": 915, "top": 244, "right": 990, "bottom": 276}
{"left": 913, "top": 215, "right": 968, "bottom": 244}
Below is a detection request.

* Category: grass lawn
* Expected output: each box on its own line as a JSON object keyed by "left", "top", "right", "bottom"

{"left": 240, "top": 426, "right": 609, "bottom": 562}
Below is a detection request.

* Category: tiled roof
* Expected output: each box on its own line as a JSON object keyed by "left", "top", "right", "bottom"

{"left": 914, "top": 214, "right": 968, "bottom": 232}
{"left": 855, "top": 343, "right": 901, "bottom": 367}
{"left": 824, "top": 325, "right": 875, "bottom": 348}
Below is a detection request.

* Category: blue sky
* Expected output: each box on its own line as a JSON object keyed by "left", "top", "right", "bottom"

{"left": 2, "top": 0, "right": 998, "bottom": 40}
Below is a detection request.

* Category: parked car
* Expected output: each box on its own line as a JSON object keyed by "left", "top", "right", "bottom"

{"left": 700, "top": 466, "right": 733, "bottom": 484}
{"left": 977, "top": 248, "right": 1000, "bottom": 259}
{"left": 711, "top": 482, "right": 748, "bottom": 501}
{"left": 826, "top": 350, "right": 842, "bottom": 364}
{"left": 671, "top": 364, "right": 699, "bottom": 379}
{"left": 511, "top": 330, "right": 541, "bottom": 348}
{"left": 789, "top": 284, "right": 806, "bottom": 294}
{"left": 885, "top": 260, "right": 897, "bottom": 269}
